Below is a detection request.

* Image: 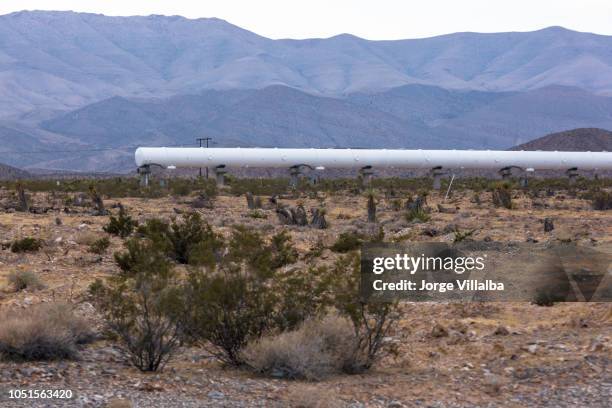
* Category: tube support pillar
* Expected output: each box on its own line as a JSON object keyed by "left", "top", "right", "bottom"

{"left": 359, "top": 166, "right": 374, "bottom": 188}
{"left": 138, "top": 165, "right": 151, "bottom": 187}
{"left": 289, "top": 166, "right": 301, "bottom": 188}
{"left": 499, "top": 167, "right": 513, "bottom": 180}
{"left": 213, "top": 165, "right": 227, "bottom": 186}
{"left": 431, "top": 167, "right": 446, "bottom": 190}
{"left": 566, "top": 168, "right": 579, "bottom": 185}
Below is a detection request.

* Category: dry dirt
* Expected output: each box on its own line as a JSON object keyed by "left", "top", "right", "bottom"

{"left": 0, "top": 188, "right": 610, "bottom": 407}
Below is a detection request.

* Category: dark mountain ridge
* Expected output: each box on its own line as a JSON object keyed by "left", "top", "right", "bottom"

{"left": 511, "top": 128, "right": 612, "bottom": 151}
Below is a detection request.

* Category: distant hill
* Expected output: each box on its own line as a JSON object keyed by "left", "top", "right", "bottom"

{"left": 1, "top": 11, "right": 612, "bottom": 120}
{"left": 40, "top": 84, "right": 612, "bottom": 152}
{"left": 0, "top": 162, "right": 30, "bottom": 180}
{"left": 511, "top": 128, "right": 612, "bottom": 151}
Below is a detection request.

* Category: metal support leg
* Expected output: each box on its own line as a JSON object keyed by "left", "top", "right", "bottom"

{"left": 289, "top": 166, "right": 301, "bottom": 188}
{"left": 499, "top": 167, "right": 513, "bottom": 180}
{"left": 359, "top": 166, "right": 374, "bottom": 188}
{"left": 214, "top": 165, "right": 227, "bottom": 187}
{"left": 138, "top": 165, "right": 150, "bottom": 187}
{"left": 566, "top": 168, "right": 579, "bottom": 185}
{"left": 431, "top": 167, "right": 446, "bottom": 190}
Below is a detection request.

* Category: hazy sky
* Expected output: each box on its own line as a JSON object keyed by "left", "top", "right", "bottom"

{"left": 1, "top": 0, "right": 611, "bottom": 39}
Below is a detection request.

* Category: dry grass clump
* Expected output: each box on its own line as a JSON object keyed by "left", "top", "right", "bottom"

{"left": 243, "top": 315, "right": 356, "bottom": 381}
{"left": 76, "top": 231, "right": 104, "bottom": 246}
{"left": 0, "top": 303, "right": 94, "bottom": 361}
{"left": 285, "top": 384, "right": 345, "bottom": 408}
{"left": 7, "top": 270, "right": 45, "bottom": 292}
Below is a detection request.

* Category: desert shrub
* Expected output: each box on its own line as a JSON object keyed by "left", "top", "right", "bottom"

{"left": 183, "top": 226, "right": 311, "bottom": 366}
{"left": 247, "top": 210, "right": 267, "bottom": 219}
{"left": 532, "top": 288, "right": 564, "bottom": 307}
{"left": 7, "top": 271, "right": 45, "bottom": 292}
{"left": 591, "top": 190, "right": 612, "bottom": 210}
{"left": 268, "top": 230, "right": 298, "bottom": 269}
{"left": 453, "top": 228, "right": 477, "bottom": 243}
{"left": 492, "top": 183, "right": 513, "bottom": 209}
{"left": 244, "top": 315, "right": 355, "bottom": 380}
{"left": 390, "top": 199, "right": 403, "bottom": 211}
{"left": 104, "top": 204, "right": 137, "bottom": 238}
{"left": 330, "top": 232, "right": 364, "bottom": 253}
{"left": 273, "top": 266, "right": 334, "bottom": 331}
{"left": 88, "top": 237, "right": 111, "bottom": 254}
{"left": 11, "top": 237, "right": 43, "bottom": 253}
{"left": 90, "top": 239, "right": 183, "bottom": 372}
{"left": 136, "top": 213, "right": 223, "bottom": 267}
{"left": 0, "top": 303, "right": 93, "bottom": 361}
{"left": 229, "top": 178, "right": 289, "bottom": 196}
{"left": 327, "top": 254, "right": 399, "bottom": 373}
{"left": 405, "top": 207, "right": 430, "bottom": 223}
{"left": 183, "top": 259, "right": 277, "bottom": 365}
{"left": 168, "top": 213, "right": 222, "bottom": 266}
{"left": 114, "top": 237, "right": 172, "bottom": 278}
{"left": 88, "top": 185, "right": 107, "bottom": 215}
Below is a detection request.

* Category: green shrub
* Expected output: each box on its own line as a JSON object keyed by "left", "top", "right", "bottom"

{"left": 330, "top": 232, "right": 364, "bottom": 253}
{"left": 7, "top": 271, "right": 45, "bottom": 292}
{"left": 591, "top": 190, "right": 612, "bottom": 210}
{"left": 90, "top": 238, "right": 183, "bottom": 372}
{"left": 326, "top": 254, "right": 399, "bottom": 373}
{"left": 405, "top": 207, "right": 430, "bottom": 223}
{"left": 11, "top": 237, "right": 43, "bottom": 253}
{"left": 247, "top": 210, "right": 267, "bottom": 219}
{"left": 136, "top": 213, "right": 223, "bottom": 267}
{"left": 268, "top": 230, "right": 298, "bottom": 269}
{"left": 532, "top": 288, "right": 566, "bottom": 307}
{"left": 88, "top": 237, "right": 111, "bottom": 254}
{"left": 104, "top": 204, "right": 137, "bottom": 238}
{"left": 183, "top": 226, "right": 312, "bottom": 366}
{"left": 183, "top": 261, "right": 277, "bottom": 365}
{"left": 453, "top": 228, "right": 477, "bottom": 243}
{"left": 0, "top": 303, "right": 93, "bottom": 361}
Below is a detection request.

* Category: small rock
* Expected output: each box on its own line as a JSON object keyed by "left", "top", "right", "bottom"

{"left": 207, "top": 390, "right": 225, "bottom": 400}
{"left": 431, "top": 323, "right": 449, "bottom": 338}
{"left": 494, "top": 326, "right": 510, "bottom": 336}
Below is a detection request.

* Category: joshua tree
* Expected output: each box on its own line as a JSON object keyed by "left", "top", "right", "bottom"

{"left": 16, "top": 183, "right": 29, "bottom": 212}
{"left": 366, "top": 192, "right": 376, "bottom": 223}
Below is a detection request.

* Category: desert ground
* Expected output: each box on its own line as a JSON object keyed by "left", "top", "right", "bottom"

{"left": 0, "top": 179, "right": 610, "bottom": 407}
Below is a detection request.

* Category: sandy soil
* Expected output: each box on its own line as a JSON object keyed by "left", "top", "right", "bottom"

{"left": 0, "top": 187, "right": 610, "bottom": 407}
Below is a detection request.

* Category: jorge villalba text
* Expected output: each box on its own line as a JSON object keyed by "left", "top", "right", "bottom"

{"left": 372, "top": 279, "right": 504, "bottom": 292}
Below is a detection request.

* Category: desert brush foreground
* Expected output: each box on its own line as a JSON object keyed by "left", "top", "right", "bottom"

{"left": 0, "top": 177, "right": 610, "bottom": 408}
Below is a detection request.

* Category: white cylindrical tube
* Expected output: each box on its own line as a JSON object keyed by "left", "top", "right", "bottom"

{"left": 135, "top": 147, "right": 612, "bottom": 171}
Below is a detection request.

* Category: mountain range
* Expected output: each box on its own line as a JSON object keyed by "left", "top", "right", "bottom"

{"left": 0, "top": 11, "right": 611, "bottom": 172}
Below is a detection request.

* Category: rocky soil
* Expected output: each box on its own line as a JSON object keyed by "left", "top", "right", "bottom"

{"left": 0, "top": 187, "right": 610, "bottom": 407}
